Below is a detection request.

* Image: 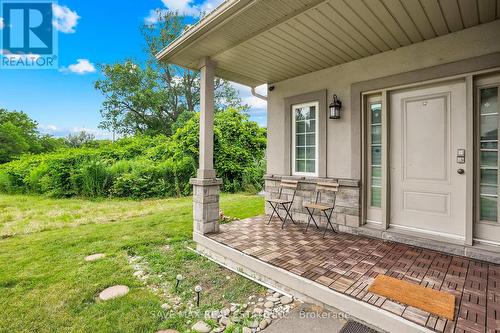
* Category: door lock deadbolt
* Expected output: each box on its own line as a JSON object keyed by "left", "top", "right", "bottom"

{"left": 457, "top": 168, "right": 465, "bottom": 175}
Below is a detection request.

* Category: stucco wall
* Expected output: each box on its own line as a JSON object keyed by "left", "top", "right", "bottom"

{"left": 267, "top": 19, "right": 500, "bottom": 179}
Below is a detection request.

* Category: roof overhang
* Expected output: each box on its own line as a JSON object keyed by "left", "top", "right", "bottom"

{"left": 157, "top": 0, "right": 500, "bottom": 87}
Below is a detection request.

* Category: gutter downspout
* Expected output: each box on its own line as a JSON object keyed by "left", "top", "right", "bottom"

{"left": 251, "top": 87, "right": 267, "bottom": 102}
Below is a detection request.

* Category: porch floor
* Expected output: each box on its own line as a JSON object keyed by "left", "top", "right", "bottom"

{"left": 208, "top": 216, "right": 500, "bottom": 333}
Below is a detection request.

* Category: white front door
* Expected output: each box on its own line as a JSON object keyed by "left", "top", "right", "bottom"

{"left": 390, "top": 81, "right": 467, "bottom": 240}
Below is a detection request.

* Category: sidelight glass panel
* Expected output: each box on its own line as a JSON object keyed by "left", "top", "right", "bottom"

{"left": 480, "top": 88, "right": 498, "bottom": 115}
{"left": 481, "top": 115, "right": 498, "bottom": 141}
{"left": 481, "top": 141, "right": 498, "bottom": 149}
{"left": 293, "top": 103, "right": 317, "bottom": 174}
{"left": 371, "top": 125, "right": 382, "bottom": 144}
{"left": 481, "top": 197, "right": 497, "bottom": 221}
{"left": 371, "top": 146, "right": 382, "bottom": 166}
{"left": 481, "top": 151, "right": 498, "bottom": 167}
{"left": 370, "top": 102, "right": 382, "bottom": 208}
{"left": 371, "top": 187, "right": 382, "bottom": 208}
{"left": 479, "top": 87, "right": 498, "bottom": 221}
{"left": 371, "top": 105, "right": 382, "bottom": 124}
{"left": 481, "top": 169, "right": 498, "bottom": 185}
{"left": 372, "top": 166, "right": 382, "bottom": 178}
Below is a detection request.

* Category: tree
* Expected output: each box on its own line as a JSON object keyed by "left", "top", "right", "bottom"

{"left": 95, "top": 10, "right": 246, "bottom": 136}
{"left": 0, "top": 109, "right": 66, "bottom": 163}
{"left": 65, "top": 131, "right": 96, "bottom": 148}
{"left": 169, "top": 108, "right": 267, "bottom": 192}
{"left": 0, "top": 122, "right": 30, "bottom": 164}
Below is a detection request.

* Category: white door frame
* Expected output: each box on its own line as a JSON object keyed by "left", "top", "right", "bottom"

{"left": 361, "top": 74, "right": 476, "bottom": 246}
{"left": 474, "top": 74, "right": 500, "bottom": 246}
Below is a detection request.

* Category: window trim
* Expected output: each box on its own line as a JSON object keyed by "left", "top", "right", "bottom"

{"left": 475, "top": 77, "right": 500, "bottom": 224}
{"left": 368, "top": 99, "right": 383, "bottom": 209}
{"left": 291, "top": 101, "right": 319, "bottom": 177}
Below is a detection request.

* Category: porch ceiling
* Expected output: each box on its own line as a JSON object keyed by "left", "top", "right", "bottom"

{"left": 157, "top": 0, "right": 500, "bottom": 87}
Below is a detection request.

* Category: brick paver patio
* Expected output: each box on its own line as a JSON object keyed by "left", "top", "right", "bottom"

{"left": 208, "top": 216, "right": 500, "bottom": 333}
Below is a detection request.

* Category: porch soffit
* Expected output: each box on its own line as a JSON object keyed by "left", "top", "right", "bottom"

{"left": 157, "top": 0, "right": 500, "bottom": 87}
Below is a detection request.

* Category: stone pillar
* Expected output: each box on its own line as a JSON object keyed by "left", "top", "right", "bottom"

{"left": 191, "top": 178, "right": 222, "bottom": 234}
{"left": 190, "top": 57, "right": 221, "bottom": 235}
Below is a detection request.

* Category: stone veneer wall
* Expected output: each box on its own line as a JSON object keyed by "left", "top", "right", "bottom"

{"left": 264, "top": 175, "right": 361, "bottom": 228}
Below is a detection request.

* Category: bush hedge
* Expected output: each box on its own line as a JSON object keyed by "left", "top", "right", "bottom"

{"left": 0, "top": 109, "right": 266, "bottom": 198}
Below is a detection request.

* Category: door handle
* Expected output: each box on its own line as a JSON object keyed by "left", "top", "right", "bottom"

{"left": 457, "top": 168, "right": 465, "bottom": 175}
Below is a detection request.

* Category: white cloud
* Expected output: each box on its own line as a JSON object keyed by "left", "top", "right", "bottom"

{"left": 52, "top": 4, "right": 80, "bottom": 33}
{"left": 38, "top": 124, "right": 59, "bottom": 132}
{"left": 243, "top": 95, "right": 267, "bottom": 109}
{"left": 0, "top": 17, "right": 4, "bottom": 30}
{"left": 145, "top": 9, "right": 168, "bottom": 25}
{"left": 232, "top": 83, "right": 268, "bottom": 109}
{"left": 38, "top": 124, "right": 114, "bottom": 140}
{"left": 230, "top": 83, "right": 267, "bottom": 127}
{"left": 60, "top": 59, "right": 96, "bottom": 74}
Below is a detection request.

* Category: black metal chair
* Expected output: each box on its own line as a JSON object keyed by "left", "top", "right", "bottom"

{"left": 266, "top": 179, "right": 298, "bottom": 229}
{"left": 303, "top": 182, "right": 339, "bottom": 237}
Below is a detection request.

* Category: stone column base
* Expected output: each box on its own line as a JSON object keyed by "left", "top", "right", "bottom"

{"left": 190, "top": 177, "right": 223, "bottom": 235}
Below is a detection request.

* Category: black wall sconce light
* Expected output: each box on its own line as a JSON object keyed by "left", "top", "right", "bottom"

{"left": 329, "top": 94, "right": 342, "bottom": 119}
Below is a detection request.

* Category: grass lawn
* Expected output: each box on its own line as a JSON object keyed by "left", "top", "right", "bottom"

{"left": 0, "top": 193, "right": 265, "bottom": 333}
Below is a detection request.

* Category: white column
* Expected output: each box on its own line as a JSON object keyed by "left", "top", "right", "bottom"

{"left": 189, "top": 57, "right": 221, "bottom": 235}
{"left": 197, "top": 57, "right": 216, "bottom": 179}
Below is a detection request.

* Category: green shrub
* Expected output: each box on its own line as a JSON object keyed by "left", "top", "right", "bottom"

{"left": 26, "top": 162, "right": 50, "bottom": 193}
{"left": 242, "top": 157, "right": 266, "bottom": 194}
{"left": 0, "top": 108, "right": 266, "bottom": 198}
{"left": 0, "top": 171, "right": 13, "bottom": 193}
{"left": 78, "top": 160, "right": 111, "bottom": 197}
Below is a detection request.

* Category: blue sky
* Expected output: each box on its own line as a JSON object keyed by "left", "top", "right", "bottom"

{"left": 0, "top": 0, "right": 267, "bottom": 139}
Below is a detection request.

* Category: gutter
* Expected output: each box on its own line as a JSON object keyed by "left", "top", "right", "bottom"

{"left": 251, "top": 87, "right": 267, "bottom": 102}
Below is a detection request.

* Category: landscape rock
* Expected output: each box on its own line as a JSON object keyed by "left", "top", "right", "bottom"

{"left": 209, "top": 310, "right": 220, "bottom": 320}
{"left": 98, "top": 285, "right": 129, "bottom": 301}
{"left": 156, "top": 330, "right": 179, "bottom": 333}
{"left": 211, "top": 327, "right": 225, "bottom": 333}
{"left": 259, "top": 319, "right": 269, "bottom": 330}
{"left": 219, "top": 317, "right": 231, "bottom": 326}
{"left": 84, "top": 253, "right": 105, "bottom": 262}
{"left": 222, "top": 308, "right": 231, "bottom": 317}
{"left": 192, "top": 321, "right": 211, "bottom": 333}
{"left": 160, "top": 303, "right": 171, "bottom": 310}
{"left": 273, "top": 292, "right": 282, "bottom": 298}
{"left": 280, "top": 296, "right": 293, "bottom": 305}
{"left": 253, "top": 308, "right": 263, "bottom": 315}
{"left": 266, "top": 296, "right": 280, "bottom": 303}
{"left": 264, "top": 301, "right": 274, "bottom": 308}
{"left": 242, "top": 327, "right": 252, "bottom": 333}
